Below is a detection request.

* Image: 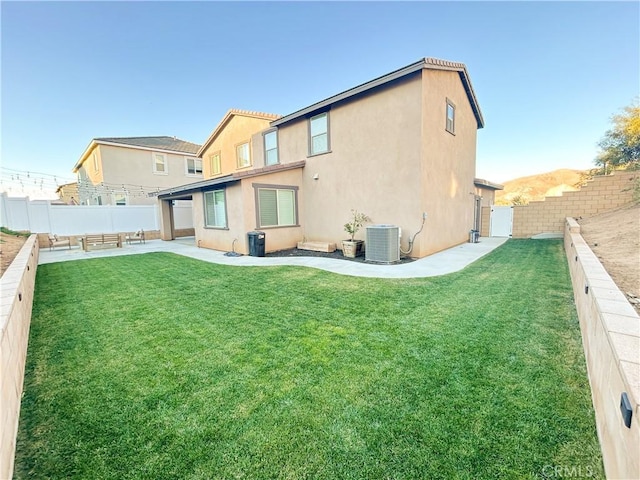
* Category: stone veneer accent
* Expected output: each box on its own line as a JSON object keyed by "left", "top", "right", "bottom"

{"left": 565, "top": 217, "right": 639, "bottom": 479}
{"left": 0, "top": 234, "right": 39, "bottom": 480}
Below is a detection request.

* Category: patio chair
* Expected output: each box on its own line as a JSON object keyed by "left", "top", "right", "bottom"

{"left": 125, "top": 229, "right": 145, "bottom": 244}
{"left": 48, "top": 234, "right": 71, "bottom": 251}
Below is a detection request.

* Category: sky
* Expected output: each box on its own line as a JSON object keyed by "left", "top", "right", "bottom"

{"left": 1, "top": 1, "right": 639, "bottom": 199}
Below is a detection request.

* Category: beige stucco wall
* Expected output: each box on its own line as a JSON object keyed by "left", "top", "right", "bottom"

{"left": 77, "top": 144, "right": 202, "bottom": 206}
{"left": 475, "top": 185, "right": 497, "bottom": 206}
{"left": 191, "top": 68, "right": 483, "bottom": 259}
{"left": 77, "top": 145, "right": 104, "bottom": 204}
{"left": 201, "top": 115, "right": 274, "bottom": 179}
{"left": 419, "top": 69, "right": 478, "bottom": 256}
{"left": 273, "top": 69, "right": 480, "bottom": 257}
{"left": 278, "top": 74, "right": 427, "bottom": 252}
{"left": 193, "top": 168, "right": 304, "bottom": 255}
{"left": 98, "top": 145, "right": 202, "bottom": 205}
{"left": 564, "top": 218, "right": 639, "bottom": 479}
{"left": 0, "top": 235, "right": 38, "bottom": 480}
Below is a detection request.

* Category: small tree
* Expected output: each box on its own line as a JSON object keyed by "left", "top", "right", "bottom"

{"left": 510, "top": 194, "right": 529, "bottom": 206}
{"left": 343, "top": 210, "right": 370, "bottom": 241}
{"left": 595, "top": 100, "right": 640, "bottom": 172}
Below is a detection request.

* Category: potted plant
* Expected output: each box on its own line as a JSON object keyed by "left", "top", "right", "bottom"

{"left": 342, "top": 209, "right": 370, "bottom": 258}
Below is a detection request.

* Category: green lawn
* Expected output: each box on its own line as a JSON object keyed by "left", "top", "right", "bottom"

{"left": 15, "top": 240, "right": 604, "bottom": 479}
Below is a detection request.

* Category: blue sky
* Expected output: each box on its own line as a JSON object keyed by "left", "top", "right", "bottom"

{"left": 1, "top": 1, "right": 638, "bottom": 198}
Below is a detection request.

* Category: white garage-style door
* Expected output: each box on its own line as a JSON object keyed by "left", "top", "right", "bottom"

{"left": 490, "top": 206, "right": 513, "bottom": 237}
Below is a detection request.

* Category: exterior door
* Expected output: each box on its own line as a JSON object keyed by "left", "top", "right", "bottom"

{"left": 490, "top": 206, "right": 513, "bottom": 237}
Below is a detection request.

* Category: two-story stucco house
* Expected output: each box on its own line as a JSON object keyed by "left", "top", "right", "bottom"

{"left": 72, "top": 136, "right": 202, "bottom": 205}
{"left": 155, "top": 58, "right": 499, "bottom": 258}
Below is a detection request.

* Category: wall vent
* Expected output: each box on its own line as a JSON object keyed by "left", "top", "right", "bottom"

{"left": 365, "top": 225, "right": 400, "bottom": 263}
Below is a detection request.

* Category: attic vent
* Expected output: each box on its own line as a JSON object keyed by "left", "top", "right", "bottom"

{"left": 365, "top": 225, "right": 400, "bottom": 263}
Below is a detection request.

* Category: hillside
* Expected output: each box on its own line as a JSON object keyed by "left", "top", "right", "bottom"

{"left": 495, "top": 168, "right": 585, "bottom": 205}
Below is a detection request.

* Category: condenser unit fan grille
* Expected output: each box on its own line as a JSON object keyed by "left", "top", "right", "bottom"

{"left": 365, "top": 225, "right": 400, "bottom": 263}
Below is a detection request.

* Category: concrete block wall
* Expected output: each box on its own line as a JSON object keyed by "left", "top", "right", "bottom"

{"left": 0, "top": 235, "right": 39, "bottom": 480}
{"left": 513, "top": 172, "right": 638, "bottom": 238}
{"left": 564, "top": 218, "right": 639, "bottom": 479}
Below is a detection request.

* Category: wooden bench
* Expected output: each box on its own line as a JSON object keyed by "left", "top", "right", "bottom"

{"left": 48, "top": 234, "right": 71, "bottom": 251}
{"left": 124, "top": 229, "right": 145, "bottom": 244}
{"left": 82, "top": 233, "right": 122, "bottom": 251}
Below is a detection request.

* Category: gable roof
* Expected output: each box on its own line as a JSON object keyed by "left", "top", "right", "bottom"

{"left": 271, "top": 57, "right": 484, "bottom": 129}
{"left": 197, "top": 109, "right": 281, "bottom": 157}
{"left": 73, "top": 136, "right": 202, "bottom": 172}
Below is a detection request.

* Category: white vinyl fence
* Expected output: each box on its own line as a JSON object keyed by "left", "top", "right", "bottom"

{"left": 0, "top": 193, "right": 193, "bottom": 235}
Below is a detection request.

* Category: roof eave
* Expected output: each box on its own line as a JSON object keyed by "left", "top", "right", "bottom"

{"left": 197, "top": 110, "right": 282, "bottom": 157}
{"left": 474, "top": 178, "right": 504, "bottom": 191}
{"left": 154, "top": 174, "right": 238, "bottom": 199}
{"left": 271, "top": 59, "right": 425, "bottom": 128}
{"left": 73, "top": 140, "right": 98, "bottom": 173}
{"left": 271, "top": 58, "right": 484, "bottom": 129}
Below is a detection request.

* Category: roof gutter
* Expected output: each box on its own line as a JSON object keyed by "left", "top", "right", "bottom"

{"left": 272, "top": 59, "right": 425, "bottom": 127}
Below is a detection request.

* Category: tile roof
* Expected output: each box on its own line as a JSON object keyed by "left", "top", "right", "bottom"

{"left": 94, "top": 136, "right": 201, "bottom": 154}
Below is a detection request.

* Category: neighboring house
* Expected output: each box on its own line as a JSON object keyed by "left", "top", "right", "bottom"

{"left": 156, "top": 58, "right": 497, "bottom": 258}
{"left": 72, "top": 136, "right": 202, "bottom": 205}
{"left": 55, "top": 182, "right": 79, "bottom": 205}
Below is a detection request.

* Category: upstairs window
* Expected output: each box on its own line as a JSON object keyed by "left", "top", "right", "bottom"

{"left": 153, "top": 153, "right": 168, "bottom": 174}
{"left": 209, "top": 152, "right": 221, "bottom": 175}
{"left": 446, "top": 99, "right": 456, "bottom": 134}
{"left": 309, "top": 112, "right": 330, "bottom": 155}
{"left": 186, "top": 157, "right": 203, "bottom": 176}
{"left": 93, "top": 152, "right": 99, "bottom": 172}
{"left": 236, "top": 142, "right": 251, "bottom": 168}
{"left": 264, "top": 130, "right": 279, "bottom": 166}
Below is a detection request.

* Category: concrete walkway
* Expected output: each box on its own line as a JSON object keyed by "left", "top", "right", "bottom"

{"left": 38, "top": 236, "right": 508, "bottom": 279}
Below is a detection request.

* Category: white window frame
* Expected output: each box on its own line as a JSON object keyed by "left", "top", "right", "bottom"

{"left": 113, "top": 192, "right": 127, "bottom": 206}
{"left": 185, "top": 157, "right": 203, "bottom": 176}
{"left": 254, "top": 184, "right": 299, "bottom": 228}
{"left": 209, "top": 151, "right": 221, "bottom": 175}
{"left": 446, "top": 99, "right": 456, "bottom": 135}
{"left": 263, "top": 130, "right": 279, "bottom": 166}
{"left": 236, "top": 141, "right": 251, "bottom": 168}
{"left": 93, "top": 152, "right": 99, "bottom": 172}
{"left": 152, "top": 152, "right": 168, "bottom": 175}
{"left": 309, "top": 112, "right": 330, "bottom": 156}
{"left": 203, "top": 189, "right": 227, "bottom": 228}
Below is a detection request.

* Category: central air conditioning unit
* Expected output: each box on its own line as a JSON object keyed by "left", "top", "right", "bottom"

{"left": 365, "top": 224, "right": 400, "bottom": 263}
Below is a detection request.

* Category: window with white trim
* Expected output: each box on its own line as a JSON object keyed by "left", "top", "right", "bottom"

{"left": 264, "top": 130, "right": 278, "bottom": 166}
{"left": 446, "top": 99, "right": 455, "bottom": 134}
{"left": 114, "top": 192, "right": 127, "bottom": 206}
{"left": 309, "top": 112, "right": 329, "bottom": 155}
{"left": 209, "top": 152, "right": 221, "bottom": 175}
{"left": 257, "top": 187, "right": 297, "bottom": 227}
{"left": 153, "top": 153, "right": 168, "bottom": 174}
{"left": 93, "top": 152, "right": 99, "bottom": 172}
{"left": 186, "top": 157, "right": 203, "bottom": 176}
{"left": 204, "top": 190, "right": 227, "bottom": 228}
{"left": 236, "top": 142, "right": 251, "bottom": 168}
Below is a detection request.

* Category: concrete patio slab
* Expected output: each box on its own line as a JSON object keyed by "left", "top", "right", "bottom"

{"left": 38, "top": 236, "right": 509, "bottom": 278}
